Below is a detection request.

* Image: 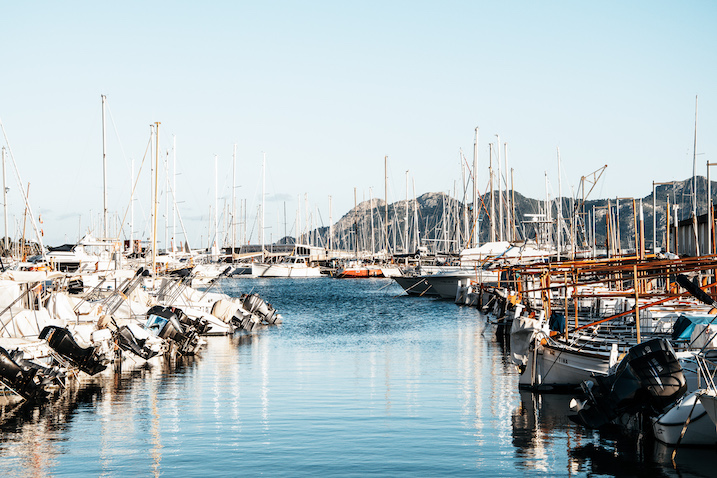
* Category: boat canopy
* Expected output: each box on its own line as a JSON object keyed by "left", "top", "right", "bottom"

{"left": 671, "top": 314, "right": 717, "bottom": 341}
{"left": 0, "top": 270, "right": 65, "bottom": 283}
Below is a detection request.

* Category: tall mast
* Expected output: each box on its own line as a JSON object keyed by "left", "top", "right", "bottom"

{"left": 0, "top": 120, "right": 45, "bottom": 259}
{"left": 405, "top": 170, "right": 409, "bottom": 253}
{"left": 261, "top": 153, "right": 266, "bottom": 252}
{"left": 297, "top": 194, "right": 301, "bottom": 244}
{"left": 101, "top": 94, "right": 108, "bottom": 239}
{"left": 329, "top": 195, "right": 333, "bottom": 251}
{"left": 496, "top": 134, "right": 503, "bottom": 241}
{"left": 384, "top": 155, "right": 389, "bottom": 254}
{"left": 692, "top": 95, "right": 699, "bottom": 219}
{"left": 354, "top": 187, "right": 358, "bottom": 259}
{"left": 504, "top": 142, "right": 510, "bottom": 241}
{"left": 461, "top": 153, "right": 467, "bottom": 247}
{"left": 1, "top": 147, "right": 7, "bottom": 253}
{"left": 172, "top": 136, "right": 176, "bottom": 253}
{"left": 214, "top": 154, "right": 219, "bottom": 258}
{"left": 305, "top": 193, "right": 310, "bottom": 246}
{"left": 412, "top": 178, "right": 419, "bottom": 252}
{"left": 130, "top": 158, "right": 134, "bottom": 251}
{"left": 489, "top": 143, "right": 495, "bottom": 242}
{"left": 557, "top": 147, "right": 563, "bottom": 260}
{"left": 165, "top": 148, "right": 169, "bottom": 252}
{"left": 152, "top": 122, "right": 160, "bottom": 277}
{"left": 545, "top": 171, "right": 550, "bottom": 250}
{"left": 369, "top": 188, "right": 374, "bottom": 254}
{"left": 472, "top": 127, "right": 478, "bottom": 247}
{"left": 232, "top": 143, "right": 237, "bottom": 256}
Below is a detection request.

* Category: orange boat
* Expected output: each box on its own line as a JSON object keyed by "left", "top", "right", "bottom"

{"left": 335, "top": 263, "right": 384, "bottom": 278}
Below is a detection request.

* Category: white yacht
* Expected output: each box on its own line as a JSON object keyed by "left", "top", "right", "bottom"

{"left": 252, "top": 256, "right": 322, "bottom": 278}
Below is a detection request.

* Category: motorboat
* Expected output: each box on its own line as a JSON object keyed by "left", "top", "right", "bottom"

{"left": 252, "top": 256, "right": 322, "bottom": 277}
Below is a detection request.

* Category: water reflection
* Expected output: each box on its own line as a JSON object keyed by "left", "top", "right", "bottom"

{"left": 0, "top": 354, "right": 200, "bottom": 477}
{"left": 6, "top": 278, "right": 717, "bottom": 476}
{"left": 510, "top": 378, "right": 717, "bottom": 477}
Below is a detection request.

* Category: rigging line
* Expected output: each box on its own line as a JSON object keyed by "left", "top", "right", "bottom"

{"left": 160, "top": 149, "right": 193, "bottom": 250}
{"left": 104, "top": 99, "right": 130, "bottom": 173}
{"left": 116, "top": 131, "right": 152, "bottom": 241}
{"left": 0, "top": 119, "right": 45, "bottom": 257}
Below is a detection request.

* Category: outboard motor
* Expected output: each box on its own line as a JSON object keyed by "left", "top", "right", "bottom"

{"left": 0, "top": 346, "right": 50, "bottom": 401}
{"left": 9, "top": 349, "right": 65, "bottom": 389}
{"left": 116, "top": 324, "right": 163, "bottom": 360}
{"left": 39, "top": 326, "right": 108, "bottom": 376}
{"left": 242, "top": 293, "right": 280, "bottom": 325}
{"left": 570, "top": 338, "right": 687, "bottom": 429}
{"left": 145, "top": 305, "right": 202, "bottom": 355}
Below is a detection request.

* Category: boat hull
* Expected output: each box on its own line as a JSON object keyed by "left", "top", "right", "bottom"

{"left": 520, "top": 342, "right": 612, "bottom": 391}
{"left": 393, "top": 276, "right": 438, "bottom": 296}
{"left": 251, "top": 262, "right": 322, "bottom": 278}
{"left": 653, "top": 391, "right": 717, "bottom": 446}
{"left": 424, "top": 271, "right": 500, "bottom": 300}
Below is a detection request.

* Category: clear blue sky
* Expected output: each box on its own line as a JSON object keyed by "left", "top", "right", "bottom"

{"left": 1, "top": 1, "right": 715, "bottom": 248}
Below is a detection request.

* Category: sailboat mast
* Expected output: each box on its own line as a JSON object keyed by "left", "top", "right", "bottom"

{"left": 329, "top": 195, "right": 333, "bottom": 251}
{"left": 172, "top": 136, "right": 176, "bottom": 253}
{"left": 692, "top": 94, "right": 699, "bottom": 219}
{"left": 261, "top": 153, "right": 265, "bottom": 252}
{"left": 101, "top": 94, "right": 108, "bottom": 239}
{"left": 1, "top": 148, "right": 7, "bottom": 253}
{"left": 557, "top": 147, "right": 563, "bottom": 261}
{"left": 369, "top": 188, "right": 375, "bottom": 254}
{"left": 232, "top": 143, "right": 237, "bottom": 256}
{"left": 354, "top": 187, "right": 358, "bottom": 259}
{"left": 165, "top": 149, "right": 169, "bottom": 252}
{"left": 496, "top": 135, "right": 503, "bottom": 242}
{"left": 405, "top": 170, "right": 409, "bottom": 253}
{"left": 214, "top": 154, "right": 219, "bottom": 258}
{"left": 504, "top": 142, "right": 510, "bottom": 241}
{"left": 472, "top": 127, "right": 478, "bottom": 247}
{"left": 384, "top": 155, "right": 389, "bottom": 254}
{"left": 489, "top": 143, "right": 495, "bottom": 242}
{"left": 130, "top": 158, "right": 134, "bottom": 251}
{"left": 152, "top": 122, "right": 161, "bottom": 276}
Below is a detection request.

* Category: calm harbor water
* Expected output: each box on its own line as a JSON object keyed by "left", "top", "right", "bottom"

{"left": 1, "top": 278, "right": 716, "bottom": 477}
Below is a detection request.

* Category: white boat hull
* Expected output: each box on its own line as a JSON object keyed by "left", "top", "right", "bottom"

{"left": 699, "top": 390, "right": 717, "bottom": 426}
{"left": 520, "top": 342, "right": 612, "bottom": 390}
{"left": 653, "top": 391, "right": 717, "bottom": 445}
{"left": 424, "top": 270, "right": 500, "bottom": 299}
{"left": 251, "top": 262, "right": 322, "bottom": 278}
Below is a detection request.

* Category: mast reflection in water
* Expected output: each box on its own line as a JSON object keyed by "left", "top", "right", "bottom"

{"left": 1, "top": 278, "right": 716, "bottom": 477}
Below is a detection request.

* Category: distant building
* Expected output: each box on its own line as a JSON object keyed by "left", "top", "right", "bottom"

{"left": 674, "top": 209, "right": 713, "bottom": 256}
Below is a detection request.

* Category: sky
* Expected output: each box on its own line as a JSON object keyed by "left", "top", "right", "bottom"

{"left": 1, "top": 1, "right": 715, "bottom": 248}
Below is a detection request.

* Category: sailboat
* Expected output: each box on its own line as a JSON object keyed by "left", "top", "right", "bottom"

{"left": 251, "top": 247, "right": 322, "bottom": 278}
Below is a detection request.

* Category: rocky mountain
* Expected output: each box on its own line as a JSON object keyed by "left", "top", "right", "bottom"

{"left": 285, "top": 176, "right": 713, "bottom": 254}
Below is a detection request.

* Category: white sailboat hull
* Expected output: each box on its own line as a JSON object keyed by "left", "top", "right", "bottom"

{"left": 424, "top": 270, "right": 500, "bottom": 300}
{"left": 251, "top": 262, "right": 322, "bottom": 278}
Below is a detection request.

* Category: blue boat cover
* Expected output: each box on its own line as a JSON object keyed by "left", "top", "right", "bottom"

{"left": 671, "top": 314, "right": 717, "bottom": 341}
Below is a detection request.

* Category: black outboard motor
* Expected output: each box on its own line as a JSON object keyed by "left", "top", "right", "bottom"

{"left": 145, "top": 305, "right": 201, "bottom": 355}
{"left": 570, "top": 338, "right": 687, "bottom": 429}
{"left": 10, "top": 349, "right": 65, "bottom": 388}
{"left": 39, "top": 326, "right": 108, "bottom": 376}
{"left": 116, "top": 326, "right": 160, "bottom": 360}
{"left": 0, "top": 346, "right": 50, "bottom": 401}
{"left": 176, "top": 309, "right": 211, "bottom": 336}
